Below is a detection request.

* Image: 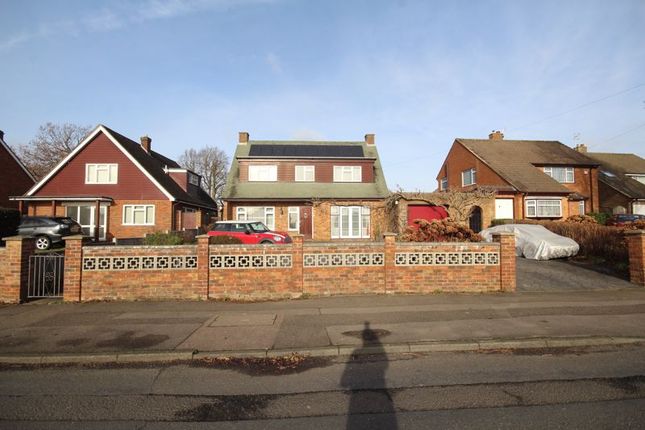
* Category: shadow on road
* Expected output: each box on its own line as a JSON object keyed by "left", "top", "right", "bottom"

{"left": 340, "top": 321, "right": 398, "bottom": 430}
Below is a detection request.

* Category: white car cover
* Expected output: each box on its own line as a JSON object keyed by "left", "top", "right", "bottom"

{"left": 479, "top": 224, "right": 579, "bottom": 260}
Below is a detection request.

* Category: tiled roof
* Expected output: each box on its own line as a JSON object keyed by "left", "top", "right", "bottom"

{"left": 586, "top": 152, "right": 645, "bottom": 199}
{"left": 457, "top": 138, "right": 599, "bottom": 193}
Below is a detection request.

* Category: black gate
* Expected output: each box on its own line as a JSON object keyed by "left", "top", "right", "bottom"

{"left": 27, "top": 254, "right": 64, "bottom": 299}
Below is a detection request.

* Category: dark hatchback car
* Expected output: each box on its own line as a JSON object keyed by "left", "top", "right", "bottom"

{"left": 17, "top": 216, "right": 82, "bottom": 250}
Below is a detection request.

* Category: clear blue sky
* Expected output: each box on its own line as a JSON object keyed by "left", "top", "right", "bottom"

{"left": 1, "top": 0, "right": 644, "bottom": 190}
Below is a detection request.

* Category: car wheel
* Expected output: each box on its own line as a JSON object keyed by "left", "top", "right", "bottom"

{"left": 35, "top": 236, "right": 51, "bottom": 250}
{"left": 260, "top": 240, "right": 273, "bottom": 245}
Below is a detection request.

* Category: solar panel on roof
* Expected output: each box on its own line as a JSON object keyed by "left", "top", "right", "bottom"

{"left": 248, "top": 144, "right": 364, "bottom": 157}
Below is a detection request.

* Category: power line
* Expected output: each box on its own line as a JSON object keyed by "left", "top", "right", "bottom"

{"left": 588, "top": 120, "right": 645, "bottom": 150}
{"left": 508, "top": 83, "right": 645, "bottom": 132}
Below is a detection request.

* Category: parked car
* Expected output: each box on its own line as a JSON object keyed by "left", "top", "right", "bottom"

{"left": 479, "top": 224, "right": 579, "bottom": 260}
{"left": 17, "top": 216, "right": 82, "bottom": 250}
{"left": 207, "top": 221, "right": 292, "bottom": 244}
{"left": 606, "top": 213, "right": 645, "bottom": 226}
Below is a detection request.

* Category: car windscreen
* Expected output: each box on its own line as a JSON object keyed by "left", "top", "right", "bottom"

{"left": 248, "top": 222, "right": 269, "bottom": 232}
{"left": 54, "top": 217, "right": 75, "bottom": 224}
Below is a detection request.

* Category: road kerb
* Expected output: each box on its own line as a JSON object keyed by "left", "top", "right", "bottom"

{"left": 409, "top": 342, "right": 479, "bottom": 353}
{"left": 41, "top": 354, "right": 117, "bottom": 364}
{"left": 478, "top": 339, "right": 549, "bottom": 350}
{"left": 117, "top": 352, "right": 194, "bottom": 363}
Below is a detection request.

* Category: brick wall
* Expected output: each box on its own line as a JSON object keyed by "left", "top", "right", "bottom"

{"left": 0, "top": 236, "right": 35, "bottom": 303}
{"left": 626, "top": 231, "right": 645, "bottom": 286}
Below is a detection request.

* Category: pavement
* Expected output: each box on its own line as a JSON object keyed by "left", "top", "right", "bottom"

{"left": 1, "top": 269, "right": 645, "bottom": 364}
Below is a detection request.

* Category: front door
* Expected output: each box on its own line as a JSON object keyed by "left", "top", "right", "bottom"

{"left": 495, "top": 199, "right": 514, "bottom": 220}
{"left": 299, "top": 207, "right": 312, "bottom": 239}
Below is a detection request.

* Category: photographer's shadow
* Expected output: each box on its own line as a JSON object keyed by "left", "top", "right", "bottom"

{"left": 340, "top": 321, "right": 398, "bottom": 429}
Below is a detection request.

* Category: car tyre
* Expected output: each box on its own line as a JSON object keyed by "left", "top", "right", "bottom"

{"left": 35, "top": 235, "right": 51, "bottom": 250}
{"left": 260, "top": 240, "right": 273, "bottom": 245}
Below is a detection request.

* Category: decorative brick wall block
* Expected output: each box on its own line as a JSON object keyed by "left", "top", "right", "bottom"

{"left": 626, "top": 231, "right": 645, "bottom": 286}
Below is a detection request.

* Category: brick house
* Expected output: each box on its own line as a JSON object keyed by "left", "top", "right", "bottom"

{"left": 578, "top": 146, "right": 645, "bottom": 215}
{"left": 12, "top": 125, "right": 217, "bottom": 242}
{"left": 0, "top": 130, "right": 35, "bottom": 209}
{"left": 222, "top": 132, "right": 389, "bottom": 240}
{"left": 436, "top": 131, "right": 600, "bottom": 222}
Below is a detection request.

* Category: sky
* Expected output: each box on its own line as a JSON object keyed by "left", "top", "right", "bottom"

{"left": 1, "top": 0, "right": 644, "bottom": 191}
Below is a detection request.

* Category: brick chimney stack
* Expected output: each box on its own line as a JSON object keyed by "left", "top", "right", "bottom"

{"left": 140, "top": 135, "right": 152, "bottom": 153}
{"left": 574, "top": 143, "right": 588, "bottom": 153}
{"left": 488, "top": 130, "right": 504, "bottom": 141}
{"left": 365, "top": 133, "right": 375, "bottom": 145}
{"left": 0, "top": 130, "right": 4, "bottom": 141}
{"left": 239, "top": 132, "right": 249, "bottom": 145}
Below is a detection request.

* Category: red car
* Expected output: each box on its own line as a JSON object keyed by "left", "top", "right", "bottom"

{"left": 208, "top": 221, "right": 292, "bottom": 244}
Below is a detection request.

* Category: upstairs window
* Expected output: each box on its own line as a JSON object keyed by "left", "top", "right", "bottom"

{"left": 85, "top": 164, "right": 118, "bottom": 184}
{"left": 295, "top": 165, "right": 315, "bottom": 182}
{"left": 543, "top": 167, "right": 574, "bottom": 183}
{"left": 440, "top": 177, "right": 448, "bottom": 191}
{"left": 461, "top": 168, "right": 476, "bottom": 186}
{"left": 627, "top": 174, "right": 645, "bottom": 185}
{"left": 248, "top": 165, "right": 277, "bottom": 182}
{"left": 188, "top": 173, "right": 200, "bottom": 186}
{"left": 333, "top": 166, "right": 362, "bottom": 182}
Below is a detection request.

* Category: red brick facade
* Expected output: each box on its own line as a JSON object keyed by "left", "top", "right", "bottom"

{"left": 0, "top": 141, "right": 34, "bottom": 209}
{"left": 626, "top": 231, "right": 645, "bottom": 286}
{"left": 0, "top": 236, "right": 35, "bottom": 303}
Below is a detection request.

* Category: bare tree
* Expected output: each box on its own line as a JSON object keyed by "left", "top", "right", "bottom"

{"left": 179, "top": 146, "right": 230, "bottom": 201}
{"left": 14, "top": 122, "right": 93, "bottom": 180}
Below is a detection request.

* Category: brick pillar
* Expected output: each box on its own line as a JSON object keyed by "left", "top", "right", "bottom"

{"left": 383, "top": 233, "right": 397, "bottom": 293}
{"left": 626, "top": 230, "right": 645, "bottom": 286}
{"left": 63, "top": 235, "right": 84, "bottom": 302}
{"left": 1, "top": 236, "right": 35, "bottom": 303}
{"left": 493, "top": 232, "right": 516, "bottom": 292}
{"left": 291, "top": 234, "right": 304, "bottom": 295}
{"left": 196, "top": 235, "right": 210, "bottom": 299}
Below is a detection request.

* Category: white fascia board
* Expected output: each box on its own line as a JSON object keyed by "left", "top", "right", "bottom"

{"left": 26, "top": 125, "right": 175, "bottom": 201}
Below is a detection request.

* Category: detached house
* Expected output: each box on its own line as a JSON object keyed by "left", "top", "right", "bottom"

{"left": 222, "top": 132, "right": 389, "bottom": 240}
{"left": 579, "top": 146, "right": 645, "bottom": 215}
{"left": 0, "top": 130, "right": 35, "bottom": 209}
{"left": 436, "top": 131, "right": 600, "bottom": 221}
{"left": 12, "top": 125, "right": 217, "bottom": 241}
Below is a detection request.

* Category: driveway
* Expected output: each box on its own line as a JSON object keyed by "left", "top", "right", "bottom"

{"left": 516, "top": 257, "right": 637, "bottom": 292}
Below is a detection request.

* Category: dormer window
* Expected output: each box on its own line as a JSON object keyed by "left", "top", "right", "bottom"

{"left": 188, "top": 172, "right": 200, "bottom": 186}
{"left": 333, "top": 166, "right": 361, "bottom": 182}
{"left": 248, "top": 165, "right": 277, "bottom": 182}
{"left": 543, "top": 167, "right": 574, "bottom": 183}
{"left": 295, "top": 165, "right": 315, "bottom": 182}
{"left": 85, "top": 163, "right": 118, "bottom": 184}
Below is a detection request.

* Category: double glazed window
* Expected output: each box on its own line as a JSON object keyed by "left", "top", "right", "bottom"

{"left": 461, "top": 168, "right": 476, "bottom": 186}
{"left": 543, "top": 167, "right": 574, "bottom": 183}
{"left": 85, "top": 164, "right": 118, "bottom": 184}
{"left": 66, "top": 204, "right": 107, "bottom": 239}
{"left": 333, "top": 166, "right": 362, "bottom": 182}
{"left": 440, "top": 177, "right": 448, "bottom": 191}
{"left": 188, "top": 173, "right": 200, "bottom": 186}
{"left": 248, "top": 165, "right": 277, "bottom": 182}
{"left": 331, "top": 206, "right": 370, "bottom": 238}
{"left": 236, "top": 207, "right": 275, "bottom": 230}
{"left": 295, "top": 166, "right": 315, "bottom": 182}
{"left": 288, "top": 207, "right": 300, "bottom": 230}
{"left": 526, "top": 199, "right": 562, "bottom": 218}
{"left": 123, "top": 205, "right": 155, "bottom": 225}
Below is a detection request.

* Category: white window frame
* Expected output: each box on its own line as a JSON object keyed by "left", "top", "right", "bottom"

{"left": 188, "top": 173, "right": 200, "bottom": 186}
{"left": 236, "top": 206, "right": 275, "bottom": 229}
{"left": 330, "top": 205, "right": 370, "bottom": 239}
{"left": 333, "top": 166, "right": 362, "bottom": 182}
{"left": 543, "top": 166, "right": 574, "bottom": 183}
{"left": 579, "top": 200, "right": 585, "bottom": 215}
{"left": 626, "top": 174, "right": 645, "bottom": 185}
{"left": 248, "top": 165, "right": 277, "bottom": 182}
{"left": 122, "top": 204, "right": 155, "bottom": 226}
{"left": 288, "top": 207, "right": 300, "bottom": 231}
{"left": 440, "top": 177, "right": 448, "bottom": 191}
{"left": 525, "top": 199, "right": 562, "bottom": 218}
{"left": 461, "top": 168, "right": 476, "bottom": 186}
{"left": 85, "top": 163, "right": 118, "bottom": 184}
{"left": 295, "top": 165, "right": 315, "bottom": 182}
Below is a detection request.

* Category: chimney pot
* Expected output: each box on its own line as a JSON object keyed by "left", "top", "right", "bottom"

{"left": 488, "top": 130, "right": 504, "bottom": 141}
{"left": 574, "top": 143, "right": 588, "bottom": 153}
{"left": 239, "top": 131, "right": 249, "bottom": 144}
{"left": 140, "top": 135, "right": 152, "bottom": 153}
{"left": 364, "top": 133, "right": 375, "bottom": 145}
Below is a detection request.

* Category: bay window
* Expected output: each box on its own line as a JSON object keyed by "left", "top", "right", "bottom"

{"left": 330, "top": 206, "right": 371, "bottom": 239}
{"left": 236, "top": 206, "right": 275, "bottom": 229}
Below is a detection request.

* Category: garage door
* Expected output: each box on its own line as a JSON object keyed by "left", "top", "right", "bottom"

{"left": 634, "top": 202, "right": 645, "bottom": 215}
{"left": 495, "top": 199, "right": 514, "bottom": 219}
{"left": 407, "top": 205, "right": 448, "bottom": 226}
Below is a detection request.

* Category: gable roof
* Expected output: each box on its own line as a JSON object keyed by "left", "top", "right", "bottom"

{"left": 456, "top": 138, "right": 599, "bottom": 194}
{"left": 585, "top": 152, "right": 645, "bottom": 199}
{"left": 27, "top": 125, "right": 217, "bottom": 209}
{"left": 0, "top": 133, "right": 36, "bottom": 182}
{"left": 223, "top": 138, "right": 389, "bottom": 200}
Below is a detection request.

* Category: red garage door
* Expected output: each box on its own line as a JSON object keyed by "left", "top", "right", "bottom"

{"left": 407, "top": 205, "right": 448, "bottom": 226}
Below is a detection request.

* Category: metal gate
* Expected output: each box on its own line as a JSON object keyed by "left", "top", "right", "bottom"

{"left": 27, "top": 254, "right": 64, "bottom": 298}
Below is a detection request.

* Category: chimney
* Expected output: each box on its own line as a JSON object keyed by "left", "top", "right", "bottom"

{"left": 140, "top": 135, "right": 152, "bottom": 153}
{"left": 574, "top": 143, "right": 588, "bottom": 153}
{"left": 0, "top": 130, "right": 4, "bottom": 141}
{"left": 239, "top": 131, "right": 249, "bottom": 144}
{"left": 488, "top": 130, "right": 504, "bottom": 141}
{"left": 364, "top": 133, "right": 375, "bottom": 145}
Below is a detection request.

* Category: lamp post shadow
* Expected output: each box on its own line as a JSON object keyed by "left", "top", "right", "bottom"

{"left": 340, "top": 321, "right": 398, "bottom": 430}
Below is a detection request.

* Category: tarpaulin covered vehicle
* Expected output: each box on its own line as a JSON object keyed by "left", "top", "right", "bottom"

{"left": 480, "top": 224, "right": 579, "bottom": 260}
